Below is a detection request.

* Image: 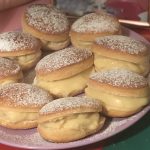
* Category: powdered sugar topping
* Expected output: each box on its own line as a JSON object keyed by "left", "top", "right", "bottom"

{"left": 36, "top": 47, "right": 92, "bottom": 72}
{"left": 0, "top": 31, "right": 39, "bottom": 52}
{"left": 26, "top": 4, "right": 69, "bottom": 33}
{"left": 95, "top": 35, "right": 147, "bottom": 54}
{"left": 90, "top": 69, "right": 147, "bottom": 88}
{"left": 0, "top": 83, "right": 52, "bottom": 107}
{"left": 0, "top": 58, "right": 21, "bottom": 77}
{"left": 71, "top": 12, "right": 120, "bottom": 33}
{"left": 40, "top": 97, "right": 101, "bottom": 114}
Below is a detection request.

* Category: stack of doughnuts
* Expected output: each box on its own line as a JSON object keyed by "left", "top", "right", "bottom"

{"left": 38, "top": 97, "right": 105, "bottom": 142}
{"left": 0, "top": 31, "right": 42, "bottom": 70}
{"left": 85, "top": 69, "right": 150, "bottom": 117}
{"left": 70, "top": 12, "right": 121, "bottom": 49}
{"left": 92, "top": 35, "right": 150, "bottom": 76}
{"left": 22, "top": 4, "right": 70, "bottom": 51}
{"left": 0, "top": 83, "right": 53, "bottom": 129}
{"left": 34, "top": 47, "right": 93, "bottom": 98}
{"left": 0, "top": 57, "right": 23, "bottom": 85}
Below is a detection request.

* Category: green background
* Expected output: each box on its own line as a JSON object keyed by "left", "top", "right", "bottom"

{"left": 104, "top": 112, "right": 150, "bottom": 150}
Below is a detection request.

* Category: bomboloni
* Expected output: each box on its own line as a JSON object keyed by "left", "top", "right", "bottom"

{"left": 0, "top": 31, "right": 42, "bottom": 70}
{"left": 38, "top": 97, "right": 105, "bottom": 142}
{"left": 0, "top": 83, "right": 53, "bottom": 129}
{"left": 0, "top": 57, "right": 23, "bottom": 84}
{"left": 34, "top": 47, "right": 94, "bottom": 98}
{"left": 22, "top": 4, "right": 70, "bottom": 51}
{"left": 85, "top": 69, "right": 150, "bottom": 117}
{"left": 92, "top": 35, "right": 150, "bottom": 76}
{"left": 70, "top": 12, "right": 121, "bottom": 49}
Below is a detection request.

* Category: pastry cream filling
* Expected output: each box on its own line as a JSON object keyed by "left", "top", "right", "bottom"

{"left": 85, "top": 87, "right": 149, "bottom": 111}
{"left": 73, "top": 40, "right": 93, "bottom": 49}
{"left": 94, "top": 55, "right": 149, "bottom": 75}
{"left": 41, "top": 39, "right": 70, "bottom": 50}
{"left": 0, "top": 109, "right": 38, "bottom": 123}
{"left": 8, "top": 50, "right": 41, "bottom": 66}
{"left": 0, "top": 72, "right": 23, "bottom": 85}
{"left": 0, "top": 80, "right": 17, "bottom": 85}
{"left": 40, "top": 113, "right": 102, "bottom": 132}
{"left": 41, "top": 38, "right": 69, "bottom": 45}
{"left": 77, "top": 40, "right": 93, "bottom": 46}
{"left": 34, "top": 67, "right": 93, "bottom": 97}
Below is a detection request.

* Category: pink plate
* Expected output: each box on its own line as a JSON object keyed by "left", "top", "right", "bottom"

{"left": 0, "top": 27, "right": 150, "bottom": 149}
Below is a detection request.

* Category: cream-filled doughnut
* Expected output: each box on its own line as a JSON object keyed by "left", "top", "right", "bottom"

{"left": 85, "top": 69, "right": 150, "bottom": 117}
{"left": 22, "top": 4, "right": 70, "bottom": 51}
{"left": 92, "top": 35, "right": 150, "bottom": 76}
{"left": 0, "top": 83, "right": 53, "bottom": 129}
{"left": 0, "top": 57, "right": 23, "bottom": 84}
{"left": 38, "top": 97, "right": 105, "bottom": 143}
{"left": 34, "top": 47, "right": 94, "bottom": 98}
{"left": 0, "top": 31, "right": 42, "bottom": 70}
{"left": 70, "top": 12, "right": 121, "bottom": 49}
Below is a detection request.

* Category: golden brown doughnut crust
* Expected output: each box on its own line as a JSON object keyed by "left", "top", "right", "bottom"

{"left": 0, "top": 119, "right": 37, "bottom": 129}
{"left": 92, "top": 35, "right": 150, "bottom": 64}
{"left": 88, "top": 69, "right": 149, "bottom": 97}
{"left": 85, "top": 69, "right": 150, "bottom": 117}
{"left": 0, "top": 83, "right": 53, "bottom": 112}
{"left": 38, "top": 97, "right": 104, "bottom": 142}
{"left": 22, "top": 16, "right": 69, "bottom": 42}
{"left": 0, "top": 31, "right": 41, "bottom": 57}
{"left": 88, "top": 79, "right": 149, "bottom": 98}
{"left": 36, "top": 57, "right": 93, "bottom": 81}
{"left": 22, "top": 4, "right": 70, "bottom": 46}
{"left": 71, "top": 12, "right": 120, "bottom": 34}
{"left": 0, "top": 57, "right": 23, "bottom": 82}
{"left": 70, "top": 12, "right": 121, "bottom": 49}
{"left": 39, "top": 97, "right": 102, "bottom": 122}
{"left": 38, "top": 116, "right": 105, "bottom": 143}
{"left": 35, "top": 47, "right": 93, "bottom": 81}
{"left": 0, "top": 83, "right": 53, "bottom": 129}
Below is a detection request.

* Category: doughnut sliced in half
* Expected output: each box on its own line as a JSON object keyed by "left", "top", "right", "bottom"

{"left": 92, "top": 35, "right": 150, "bottom": 76}
{"left": 34, "top": 47, "right": 94, "bottom": 98}
{"left": 38, "top": 97, "right": 105, "bottom": 143}
{"left": 22, "top": 4, "right": 70, "bottom": 51}
{"left": 0, "top": 57, "right": 23, "bottom": 85}
{"left": 85, "top": 69, "right": 150, "bottom": 117}
{"left": 0, "top": 31, "right": 42, "bottom": 70}
{"left": 70, "top": 12, "right": 121, "bottom": 49}
{"left": 0, "top": 83, "right": 53, "bottom": 129}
